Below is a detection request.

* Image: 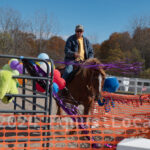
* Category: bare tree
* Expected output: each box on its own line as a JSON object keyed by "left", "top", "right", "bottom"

{"left": 0, "top": 7, "right": 60, "bottom": 57}
{"left": 0, "top": 8, "right": 29, "bottom": 32}
{"left": 29, "top": 11, "right": 59, "bottom": 53}
{"left": 87, "top": 33, "right": 99, "bottom": 44}
{"left": 0, "top": 7, "right": 31, "bottom": 54}
{"left": 127, "top": 16, "right": 150, "bottom": 69}
{"left": 128, "top": 16, "right": 150, "bottom": 36}
{"left": 0, "top": 8, "right": 17, "bottom": 32}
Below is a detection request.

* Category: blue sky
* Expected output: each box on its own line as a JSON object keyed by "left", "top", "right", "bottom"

{"left": 1, "top": 0, "right": 150, "bottom": 43}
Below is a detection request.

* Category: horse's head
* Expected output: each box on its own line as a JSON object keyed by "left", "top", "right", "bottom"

{"left": 82, "top": 58, "right": 106, "bottom": 100}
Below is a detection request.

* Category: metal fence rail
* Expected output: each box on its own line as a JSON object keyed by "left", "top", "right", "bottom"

{"left": 110, "top": 76, "right": 150, "bottom": 95}
{"left": 0, "top": 54, "right": 54, "bottom": 148}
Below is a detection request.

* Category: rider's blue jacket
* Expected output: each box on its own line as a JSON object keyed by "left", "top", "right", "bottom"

{"left": 64, "top": 34, "right": 94, "bottom": 61}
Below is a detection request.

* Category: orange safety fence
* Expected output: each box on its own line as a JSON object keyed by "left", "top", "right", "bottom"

{"left": 0, "top": 93, "right": 150, "bottom": 149}
{"left": 93, "top": 92, "right": 150, "bottom": 115}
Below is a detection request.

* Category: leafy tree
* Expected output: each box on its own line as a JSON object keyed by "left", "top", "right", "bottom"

{"left": 46, "top": 36, "right": 65, "bottom": 61}
{"left": 106, "top": 48, "right": 125, "bottom": 62}
{"left": 140, "top": 68, "right": 150, "bottom": 79}
{"left": 99, "top": 40, "right": 111, "bottom": 61}
{"left": 124, "top": 47, "right": 144, "bottom": 64}
{"left": 93, "top": 43, "right": 101, "bottom": 58}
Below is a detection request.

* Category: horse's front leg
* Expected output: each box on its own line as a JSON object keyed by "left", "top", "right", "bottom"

{"left": 83, "top": 98, "right": 94, "bottom": 122}
{"left": 81, "top": 99, "right": 94, "bottom": 136}
{"left": 55, "top": 102, "right": 62, "bottom": 122}
{"left": 56, "top": 104, "right": 62, "bottom": 115}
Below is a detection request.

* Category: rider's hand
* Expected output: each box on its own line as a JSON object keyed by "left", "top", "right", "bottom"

{"left": 74, "top": 52, "right": 80, "bottom": 58}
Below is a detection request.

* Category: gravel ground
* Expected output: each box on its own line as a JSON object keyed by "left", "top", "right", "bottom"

{"left": 1, "top": 84, "right": 149, "bottom": 149}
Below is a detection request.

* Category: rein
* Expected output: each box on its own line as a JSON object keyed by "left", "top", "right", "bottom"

{"left": 61, "top": 87, "right": 80, "bottom": 105}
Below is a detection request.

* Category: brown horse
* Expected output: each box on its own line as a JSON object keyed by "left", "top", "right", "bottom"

{"left": 56, "top": 58, "right": 106, "bottom": 117}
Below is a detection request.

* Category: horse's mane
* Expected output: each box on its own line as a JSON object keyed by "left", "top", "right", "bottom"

{"left": 84, "top": 58, "right": 102, "bottom": 65}
{"left": 56, "top": 58, "right": 106, "bottom": 85}
{"left": 81, "top": 58, "right": 106, "bottom": 78}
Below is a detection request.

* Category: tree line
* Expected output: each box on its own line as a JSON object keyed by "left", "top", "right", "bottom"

{"left": 0, "top": 8, "right": 150, "bottom": 78}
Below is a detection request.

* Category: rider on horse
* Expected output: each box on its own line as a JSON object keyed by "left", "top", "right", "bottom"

{"left": 62, "top": 25, "right": 94, "bottom": 83}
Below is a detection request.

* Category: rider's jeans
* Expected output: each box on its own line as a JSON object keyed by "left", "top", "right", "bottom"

{"left": 62, "top": 65, "right": 73, "bottom": 81}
